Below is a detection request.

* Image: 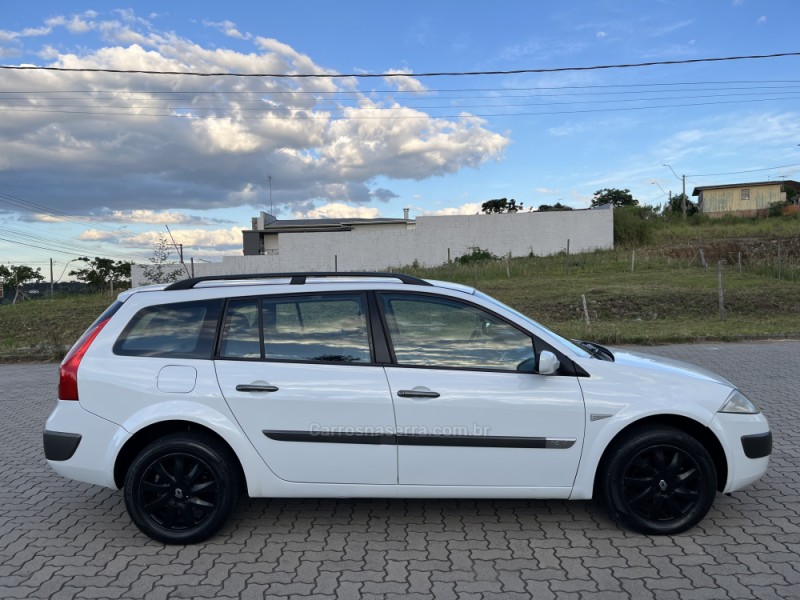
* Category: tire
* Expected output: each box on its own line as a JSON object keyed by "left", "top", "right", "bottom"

{"left": 123, "top": 432, "right": 241, "bottom": 544}
{"left": 601, "top": 426, "right": 717, "bottom": 535}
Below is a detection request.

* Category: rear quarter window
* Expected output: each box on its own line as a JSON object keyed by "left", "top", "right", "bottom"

{"left": 113, "top": 299, "right": 222, "bottom": 358}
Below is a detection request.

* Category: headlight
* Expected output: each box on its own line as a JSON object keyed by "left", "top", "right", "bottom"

{"left": 719, "top": 390, "right": 760, "bottom": 414}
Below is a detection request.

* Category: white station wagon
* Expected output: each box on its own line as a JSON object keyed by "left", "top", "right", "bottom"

{"left": 44, "top": 273, "right": 771, "bottom": 543}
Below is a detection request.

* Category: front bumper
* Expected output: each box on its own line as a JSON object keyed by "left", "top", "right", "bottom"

{"left": 741, "top": 431, "right": 772, "bottom": 459}
{"left": 710, "top": 412, "right": 771, "bottom": 493}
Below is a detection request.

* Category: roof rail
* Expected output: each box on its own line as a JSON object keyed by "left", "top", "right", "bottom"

{"left": 164, "top": 271, "right": 432, "bottom": 291}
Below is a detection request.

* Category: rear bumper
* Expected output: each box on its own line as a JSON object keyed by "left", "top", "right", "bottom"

{"left": 43, "top": 430, "right": 82, "bottom": 461}
{"left": 44, "top": 400, "right": 130, "bottom": 489}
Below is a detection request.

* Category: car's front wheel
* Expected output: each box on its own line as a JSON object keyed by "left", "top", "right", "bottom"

{"left": 123, "top": 432, "right": 240, "bottom": 544}
{"left": 601, "top": 426, "right": 717, "bottom": 535}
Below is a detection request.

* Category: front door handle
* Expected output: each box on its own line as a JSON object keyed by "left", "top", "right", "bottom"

{"left": 397, "top": 388, "right": 440, "bottom": 399}
{"left": 236, "top": 382, "right": 279, "bottom": 393}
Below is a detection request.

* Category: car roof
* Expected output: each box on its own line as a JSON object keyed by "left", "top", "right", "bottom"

{"left": 120, "top": 273, "right": 476, "bottom": 301}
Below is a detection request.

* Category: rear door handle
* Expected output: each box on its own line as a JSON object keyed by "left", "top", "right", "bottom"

{"left": 397, "top": 388, "right": 440, "bottom": 399}
{"left": 236, "top": 383, "right": 279, "bottom": 393}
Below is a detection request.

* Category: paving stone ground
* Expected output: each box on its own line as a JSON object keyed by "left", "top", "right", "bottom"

{"left": 1, "top": 342, "right": 799, "bottom": 599}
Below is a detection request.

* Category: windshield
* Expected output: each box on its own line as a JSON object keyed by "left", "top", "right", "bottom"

{"left": 473, "top": 290, "right": 591, "bottom": 358}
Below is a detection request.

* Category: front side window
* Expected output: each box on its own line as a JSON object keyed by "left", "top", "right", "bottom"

{"left": 114, "top": 299, "right": 222, "bottom": 358}
{"left": 380, "top": 294, "right": 535, "bottom": 371}
{"left": 741, "top": 188, "right": 750, "bottom": 202}
{"left": 218, "top": 294, "right": 372, "bottom": 364}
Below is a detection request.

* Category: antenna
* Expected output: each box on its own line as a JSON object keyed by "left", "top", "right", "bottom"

{"left": 268, "top": 174, "right": 273, "bottom": 214}
{"left": 165, "top": 224, "right": 191, "bottom": 277}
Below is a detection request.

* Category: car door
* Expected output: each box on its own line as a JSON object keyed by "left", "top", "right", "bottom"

{"left": 378, "top": 292, "right": 585, "bottom": 489}
{"left": 215, "top": 293, "right": 397, "bottom": 485}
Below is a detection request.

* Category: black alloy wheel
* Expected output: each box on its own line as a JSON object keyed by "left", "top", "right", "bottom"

{"left": 124, "top": 432, "right": 240, "bottom": 544}
{"left": 602, "top": 426, "right": 717, "bottom": 535}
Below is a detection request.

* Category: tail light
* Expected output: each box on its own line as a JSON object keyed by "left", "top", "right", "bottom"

{"left": 59, "top": 300, "right": 124, "bottom": 401}
{"left": 58, "top": 317, "right": 112, "bottom": 401}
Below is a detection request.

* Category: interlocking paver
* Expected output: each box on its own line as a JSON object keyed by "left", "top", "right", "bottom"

{"left": 3, "top": 341, "right": 800, "bottom": 599}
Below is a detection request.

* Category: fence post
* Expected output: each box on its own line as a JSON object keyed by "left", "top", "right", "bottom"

{"left": 631, "top": 250, "right": 635, "bottom": 273}
{"left": 582, "top": 294, "right": 590, "bottom": 327}
{"left": 505, "top": 252, "right": 511, "bottom": 279}
{"left": 717, "top": 261, "right": 725, "bottom": 321}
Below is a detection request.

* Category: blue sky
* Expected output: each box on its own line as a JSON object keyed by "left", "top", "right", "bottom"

{"left": 1, "top": 1, "right": 799, "bottom": 271}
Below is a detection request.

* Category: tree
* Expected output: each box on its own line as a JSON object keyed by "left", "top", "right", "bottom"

{"left": 481, "top": 198, "right": 524, "bottom": 213}
{"left": 590, "top": 188, "right": 639, "bottom": 208}
{"left": 69, "top": 257, "right": 132, "bottom": 293}
{"left": 0, "top": 264, "right": 45, "bottom": 301}
{"left": 662, "top": 193, "right": 697, "bottom": 217}
{"left": 141, "top": 234, "right": 183, "bottom": 284}
{"left": 537, "top": 202, "right": 573, "bottom": 212}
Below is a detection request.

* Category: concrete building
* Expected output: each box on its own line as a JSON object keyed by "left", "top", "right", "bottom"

{"left": 132, "top": 208, "right": 614, "bottom": 286}
{"left": 692, "top": 180, "right": 800, "bottom": 217}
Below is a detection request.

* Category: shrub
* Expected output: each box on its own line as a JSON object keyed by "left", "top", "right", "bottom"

{"left": 613, "top": 206, "right": 658, "bottom": 246}
{"left": 456, "top": 247, "right": 499, "bottom": 264}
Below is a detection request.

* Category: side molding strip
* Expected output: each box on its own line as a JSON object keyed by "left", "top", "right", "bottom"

{"left": 263, "top": 430, "right": 576, "bottom": 449}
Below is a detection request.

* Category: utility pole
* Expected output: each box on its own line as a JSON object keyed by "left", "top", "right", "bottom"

{"left": 682, "top": 174, "right": 687, "bottom": 218}
{"left": 50, "top": 258, "right": 54, "bottom": 299}
{"left": 663, "top": 164, "right": 687, "bottom": 219}
{"left": 268, "top": 174, "right": 273, "bottom": 214}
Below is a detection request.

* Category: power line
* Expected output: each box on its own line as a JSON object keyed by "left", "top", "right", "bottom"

{"left": 4, "top": 80, "right": 800, "bottom": 97}
{"left": 2, "top": 52, "right": 799, "bottom": 78}
{"left": 689, "top": 163, "right": 800, "bottom": 178}
{"left": 3, "top": 89, "right": 800, "bottom": 113}
{"left": 2, "top": 94, "right": 796, "bottom": 120}
{"left": 0, "top": 191, "right": 126, "bottom": 234}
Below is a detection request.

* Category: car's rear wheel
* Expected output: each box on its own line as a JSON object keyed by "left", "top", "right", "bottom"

{"left": 601, "top": 426, "right": 717, "bottom": 535}
{"left": 123, "top": 432, "right": 240, "bottom": 544}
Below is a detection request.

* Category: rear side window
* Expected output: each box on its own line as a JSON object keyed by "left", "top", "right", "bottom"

{"left": 114, "top": 299, "right": 222, "bottom": 358}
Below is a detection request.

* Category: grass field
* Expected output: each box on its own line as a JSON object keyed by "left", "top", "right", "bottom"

{"left": 402, "top": 247, "right": 800, "bottom": 345}
{"left": 3, "top": 214, "right": 800, "bottom": 361}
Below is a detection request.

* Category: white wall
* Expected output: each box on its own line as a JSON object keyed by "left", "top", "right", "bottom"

{"left": 132, "top": 209, "right": 613, "bottom": 286}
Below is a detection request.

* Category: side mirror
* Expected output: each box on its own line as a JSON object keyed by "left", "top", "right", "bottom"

{"left": 538, "top": 350, "right": 560, "bottom": 375}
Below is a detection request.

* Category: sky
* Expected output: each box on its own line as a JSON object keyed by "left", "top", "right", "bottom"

{"left": 2, "top": 0, "right": 800, "bottom": 273}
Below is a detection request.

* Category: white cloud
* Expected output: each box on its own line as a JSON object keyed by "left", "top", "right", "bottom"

{"left": 383, "top": 68, "right": 428, "bottom": 93}
{"left": 21, "top": 26, "right": 52, "bottom": 37}
{"left": 535, "top": 187, "right": 558, "bottom": 195}
{"left": 90, "top": 227, "right": 244, "bottom": 249}
{"left": 420, "top": 202, "right": 482, "bottom": 216}
{"left": 0, "top": 10, "right": 509, "bottom": 228}
{"left": 0, "top": 47, "right": 21, "bottom": 59}
{"left": 78, "top": 229, "right": 118, "bottom": 241}
{"left": 596, "top": 31, "right": 607, "bottom": 39}
{"left": 65, "top": 15, "right": 93, "bottom": 34}
{"left": 203, "top": 20, "right": 251, "bottom": 40}
{"left": 650, "top": 20, "right": 694, "bottom": 37}
{"left": 757, "top": 16, "right": 767, "bottom": 24}
{"left": 293, "top": 202, "right": 382, "bottom": 219}
{"left": 33, "top": 210, "right": 231, "bottom": 225}
{"left": 191, "top": 118, "right": 262, "bottom": 154}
